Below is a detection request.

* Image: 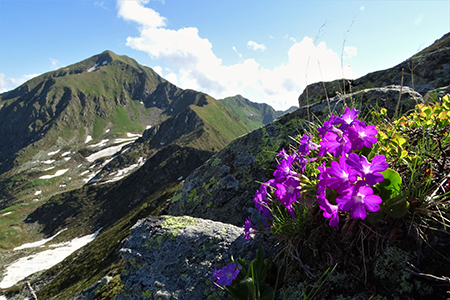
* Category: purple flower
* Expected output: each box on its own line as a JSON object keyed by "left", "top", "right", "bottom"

{"left": 317, "top": 196, "right": 340, "bottom": 228}
{"left": 317, "top": 161, "right": 329, "bottom": 198}
{"left": 317, "top": 115, "right": 339, "bottom": 138}
{"left": 212, "top": 263, "right": 241, "bottom": 286}
{"left": 295, "top": 154, "right": 309, "bottom": 174}
{"left": 253, "top": 180, "right": 275, "bottom": 219}
{"left": 243, "top": 217, "right": 258, "bottom": 241}
{"left": 334, "top": 107, "right": 360, "bottom": 131}
{"left": 318, "top": 131, "right": 352, "bottom": 157}
{"left": 336, "top": 182, "right": 382, "bottom": 220}
{"left": 347, "top": 121, "right": 378, "bottom": 150}
{"left": 346, "top": 153, "right": 388, "bottom": 185}
{"left": 275, "top": 176, "right": 301, "bottom": 217}
{"left": 276, "top": 148, "right": 289, "bottom": 160}
{"left": 325, "top": 155, "right": 357, "bottom": 193}
{"left": 273, "top": 154, "right": 296, "bottom": 181}
{"left": 298, "top": 134, "right": 319, "bottom": 156}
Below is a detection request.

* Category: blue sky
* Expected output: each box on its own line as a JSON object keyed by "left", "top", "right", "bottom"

{"left": 0, "top": 0, "right": 449, "bottom": 110}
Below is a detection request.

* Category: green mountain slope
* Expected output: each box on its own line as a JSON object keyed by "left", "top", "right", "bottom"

{"left": 0, "top": 50, "right": 253, "bottom": 298}
{"left": 220, "top": 94, "right": 297, "bottom": 130}
{"left": 0, "top": 50, "right": 251, "bottom": 207}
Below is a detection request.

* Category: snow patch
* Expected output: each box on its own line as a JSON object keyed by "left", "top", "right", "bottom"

{"left": 44, "top": 167, "right": 54, "bottom": 171}
{"left": 14, "top": 229, "right": 67, "bottom": 251}
{"left": 62, "top": 151, "right": 71, "bottom": 156}
{"left": 121, "top": 147, "right": 131, "bottom": 154}
{"left": 146, "top": 125, "right": 152, "bottom": 129}
{"left": 127, "top": 132, "right": 141, "bottom": 138}
{"left": 1, "top": 212, "right": 12, "bottom": 216}
{"left": 39, "top": 169, "right": 69, "bottom": 179}
{"left": 178, "top": 176, "right": 183, "bottom": 181}
{"left": 42, "top": 160, "right": 55, "bottom": 164}
{"left": 86, "top": 143, "right": 132, "bottom": 163}
{"left": 47, "top": 149, "right": 60, "bottom": 156}
{"left": 89, "top": 139, "right": 109, "bottom": 148}
{"left": 102, "top": 60, "right": 108, "bottom": 65}
{"left": 105, "top": 129, "right": 110, "bottom": 133}
{"left": 104, "top": 157, "right": 145, "bottom": 183}
{"left": 85, "top": 135, "right": 92, "bottom": 143}
{"left": 80, "top": 170, "right": 90, "bottom": 176}
{"left": 35, "top": 190, "right": 41, "bottom": 195}
{"left": 114, "top": 138, "right": 137, "bottom": 143}
{"left": 0, "top": 229, "right": 101, "bottom": 289}
{"left": 87, "top": 63, "right": 99, "bottom": 72}
{"left": 64, "top": 157, "right": 71, "bottom": 161}
{"left": 84, "top": 158, "right": 113, "bottom": 183}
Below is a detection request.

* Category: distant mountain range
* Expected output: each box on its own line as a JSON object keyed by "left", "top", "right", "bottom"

{"left": 0, "top": 50, "right": 294, "bottom": 209}
{"left": 219, "top": 94, "right": 297, "bottom": 130}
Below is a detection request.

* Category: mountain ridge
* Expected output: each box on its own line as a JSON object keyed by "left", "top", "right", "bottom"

{"left": 0, "top": 50, "right": 254, "bottom": 207}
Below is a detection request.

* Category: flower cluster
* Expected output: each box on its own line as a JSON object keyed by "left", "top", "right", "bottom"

{"left": 245, "top": 107, "right": 388, "bottom": 237}
{"left": 211, "top": 262, "right": 241, "bottom": 286}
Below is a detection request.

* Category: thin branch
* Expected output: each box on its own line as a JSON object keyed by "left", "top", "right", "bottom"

{"left": 406, "top": 262, "right": 450, "bottom": 284}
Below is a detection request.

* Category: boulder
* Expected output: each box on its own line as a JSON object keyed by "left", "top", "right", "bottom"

{"left": 117, "top": 215, "right": 261, "bottom": 300}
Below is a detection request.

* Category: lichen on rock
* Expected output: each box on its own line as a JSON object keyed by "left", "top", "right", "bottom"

{"left": 117, "top": 215, "right": 260, "bottom": 300}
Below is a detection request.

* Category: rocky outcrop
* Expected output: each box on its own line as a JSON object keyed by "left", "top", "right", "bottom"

{"left": 298, "top": 33, "right": 450, "bottom": 108}
{"left": 165, "top": 85, "right": 423, "bottom": 226}
{"left": 117, "top": 216, "right": 260, "bottom": 300}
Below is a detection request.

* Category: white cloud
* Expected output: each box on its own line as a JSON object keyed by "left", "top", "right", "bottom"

{"left": 0, "top": 73, "right": 39, "bottom": 93}
{"left": 343, "top": 46, "right": 357, "bottom": 59}
{"left": 49, "top": 57, "right": 60, "bottom": 70}
{"left": 232, "top": 46, "right": 242, "bottom": 58}
{"left": 153, "top": 65, "right": 163, "bottom": 76}
{"left": 247, "top": 41, "right": 267, "bottom": 52}
{"left": 117, "top": 0, "right": 166, "bottom": 28}
{"left": 116, "top": 2, "right": 356, "bottom": 110}
{"left": 94, "top": 1, "right": 107, "bottom": 10}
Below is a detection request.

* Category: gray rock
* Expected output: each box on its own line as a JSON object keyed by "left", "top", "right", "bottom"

{"left": 117, "top": 215, "right": 261, "bottom": 300}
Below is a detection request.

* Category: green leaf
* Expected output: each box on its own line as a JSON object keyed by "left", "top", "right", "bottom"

{"left": 366, "top": 211, "right": 386, "bottom": 224}
{"left": 442, "top": 94, "right": 450, "bottom": 110}
{"left": 376, "top": 168, "right": 402, "bottom": 201}
{"left": 384, "top": 194, "right": 410, "bottom": 219}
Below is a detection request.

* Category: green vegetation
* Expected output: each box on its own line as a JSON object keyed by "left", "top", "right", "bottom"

{"left": 218, "top": 95, "right": 450, "bottom": 299}
{"left": 110, "top": 106, "right": 144, "bottom": 134}
{"left": 191, "top": 95, "right": 250, "bottom": 149}
{"left": 220, "top": 95, "right": 276, "bottom": 130}
{"left": 0, "top": 201, "right": 44, "bottom": 249}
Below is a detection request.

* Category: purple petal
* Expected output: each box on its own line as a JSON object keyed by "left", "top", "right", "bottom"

{"left": 350, "top": 203, "right": 367, "bottom": 219}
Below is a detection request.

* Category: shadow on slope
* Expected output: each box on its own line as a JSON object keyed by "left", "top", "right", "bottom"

{"left": 26, "top": 145, "right": 213, "bottom": 238}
